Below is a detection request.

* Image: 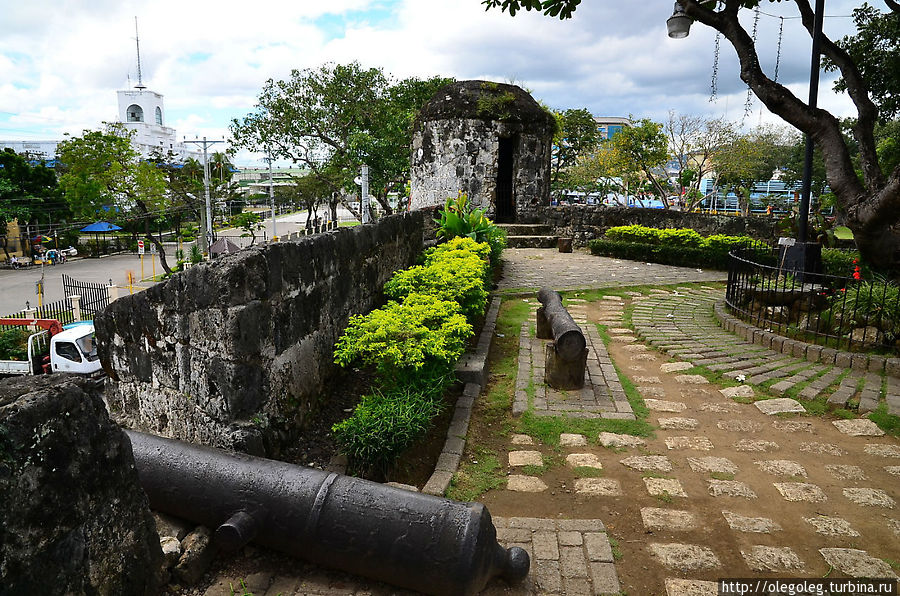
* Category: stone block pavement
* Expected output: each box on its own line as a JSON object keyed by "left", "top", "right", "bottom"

{"left": 195, "top": 250, "right": 899, "bottom": 596}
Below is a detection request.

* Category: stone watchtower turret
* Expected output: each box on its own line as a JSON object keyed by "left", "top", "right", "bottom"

{"left": 409, "top": 80, "right": 556, "bottom": 223}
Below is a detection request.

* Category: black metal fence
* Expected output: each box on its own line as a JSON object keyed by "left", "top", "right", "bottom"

{"left": 2, "top": 297, "right": 78, "bottom": 329}
{"left": 726, "top": 248, "right": 900, "bottom": 353}
{"left": 62, "top": 274, "right": 109, "bottom": 317}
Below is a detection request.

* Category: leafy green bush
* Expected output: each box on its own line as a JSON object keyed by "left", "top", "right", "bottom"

{"left": 592, "top": 226, "right": 770, "bottom": 270}
{"left": 0, "top": 328, "right": 29, "bottom": 361}
{"left": 589, "top": 239, "right": 730, "bottom": 269}
{"left": 425, "top": 236, "right": 492, "bottom": 266}
{"left": 334, "top": 293, "right": 473, "bottom": 381}
{"left": 435, "top": 194, "right": 505, "bottom": 265}
{"left": 821, "top": 248, "right": 862, "bottom": 278}
{"left": 385, "top": 259, "right": 489, "bottom": 320}
{"left": 332, "top": 383, "right": 447, "bottom": 477}
{"left": 659, "top": 228, "right": 703, "bottom": 248}
{"left": 605, "top": 225, "right": 661, "bottom": 244}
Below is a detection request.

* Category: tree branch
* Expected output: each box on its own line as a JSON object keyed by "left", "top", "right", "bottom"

{"left": 792, "top": 0, "right": 884, "bottom": 189}
{"left": 682, "top": 0, "right": 867, "bottom": 208}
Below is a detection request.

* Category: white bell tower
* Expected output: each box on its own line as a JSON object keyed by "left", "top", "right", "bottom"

{"left": 116, "top": 17, "right": 194, "bottom": 159}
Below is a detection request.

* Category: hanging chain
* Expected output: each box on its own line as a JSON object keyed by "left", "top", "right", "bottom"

{"left": 743, "top": 6, "right": 761, "bottom": 121}
{"left": 710, "top": 32, "right": 721, "bottom": 102}
{"left": 773, "top": 16, "right": 784, "bottom": 83}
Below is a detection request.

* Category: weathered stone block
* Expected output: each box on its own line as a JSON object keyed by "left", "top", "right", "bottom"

{"left": 0, "top": 375, "right": 163, "bottom": 595}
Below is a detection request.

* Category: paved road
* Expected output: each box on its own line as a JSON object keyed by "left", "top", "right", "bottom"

{"left": 0, "top": 209, "right": 362, "bottom": 316}
{"left": 0, "top": 253, "right": 166, "bottom": 316}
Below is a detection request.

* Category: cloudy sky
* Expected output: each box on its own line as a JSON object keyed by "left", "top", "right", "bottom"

{"left": 0, "top": 0, "right": 863, "bottom": 167}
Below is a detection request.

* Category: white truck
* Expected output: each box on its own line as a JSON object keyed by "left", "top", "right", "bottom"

{"left": 0, "top": 319, "right": 102, "bottom": 377}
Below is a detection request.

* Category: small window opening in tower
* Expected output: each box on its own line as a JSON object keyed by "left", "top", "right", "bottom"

{"left": 127, "top": 104, "right": 144, "bottom": 122}
{"left": 155, "top": 107, "right": 163, "bottom": 125}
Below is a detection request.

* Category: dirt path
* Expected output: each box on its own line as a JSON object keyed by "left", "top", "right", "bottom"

{"left": 476, "top": 290, "right": 899, "bottom": 595}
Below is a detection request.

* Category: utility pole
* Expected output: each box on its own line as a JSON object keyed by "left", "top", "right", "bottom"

{"left": 266, "top": 148, "right": 277, "bottom": 240}
{"left": 361, "top": 164, "right": 370, "bottom": 224}
{"left": 184, "top": 137, "right": 225, "bottom": 254}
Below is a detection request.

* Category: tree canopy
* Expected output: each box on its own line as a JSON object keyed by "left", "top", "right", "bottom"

{"left": 231, "top": 62, "right": 452, "bottom": 216}
{"left": 56, "top": 123, "right": 175, "bottom": 273}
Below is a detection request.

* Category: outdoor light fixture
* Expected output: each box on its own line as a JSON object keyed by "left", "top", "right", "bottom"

{"left": 667, "top": 2, "right": 692, "bottom": 39}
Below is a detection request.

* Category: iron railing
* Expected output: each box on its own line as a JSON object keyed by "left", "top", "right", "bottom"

{"left": 726, "top": 247, "right": 900, "bottom": 353}
{"left": 62, "top": 274, "right": 109, "bottom": 317}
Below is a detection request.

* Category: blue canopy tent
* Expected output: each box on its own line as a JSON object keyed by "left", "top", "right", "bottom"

{"left": 80, "top": 222, "right": 123, "bottom": 256}
{"left": 80, "top": 221, "right": 123, "bottom": 233}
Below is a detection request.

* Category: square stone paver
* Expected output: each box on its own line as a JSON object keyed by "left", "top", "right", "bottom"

{"left": 644, "top": 477, "right": 687, "bottom": 498}
{"left": 819, "top": 548, "right": 899, "bottom": 579}
{"left": 719, "top": 385, "right": 755, "bottom": 399}
{"left": 700, "top": 402, "right": 741, "bottom": 413}
{"left": 773, "top": 482, "right": 827, "bottom": 502}
{"left": 510, "top": 434, "right": 534, "bottom": 445}
{"left": 755, "top": 460, "right": 807, "bottom": 477}
{"left": 773, "top": 420, "right": 815, "bottom": 433}
{"left": 832, "top": 419, "right": 886, "bottom": 436}
{"left": 645, "top": 399, "right": 687, "bottom": 412}
{"left": 799, "top": 442, "right": 846, "bottom": 456}
{"left": 803, "top": 516, "right": 860, "bottom": 537}
{"left": 598, "top": 432, "right": 646, "bottom": 448}
{"left": 665, "top": 436, "right": 714, "bottom": 451}
{"left": 707, "top": 480, "right": 756, "bottom": 498}
{"left": 584, "top": 532, "right": 613, "bottom": 562}
{"left": 824, "top": 464, "right": 867, "bottom": 481}
{"left": 509, "top": 450, "right": 544, "bottom": 467}
{"left": 649, "top": 543, "right": 720, "bottom": 570}
{"left": 507, "top": 475, "right": 548, "bottom": 492}
{"left": 843, "top": 488, "right": 895, "bottom": 508}
{"left": 687, "top": 456, "right": 738, "bottom": 475}
{"left": 634, "top": 376, "right": 662, "bottom": 384}
{"left": 864, "top": 444, "right": 900, "bottom": 457}
{"left": 640, "top": 507, "right": 697, "bottom": 531}
{"left": 532, "top": 531, "right": 560, "bottom": 560}
{"left": 566, "top": 453, "right": 602, "bottom": 469}
{"left": 664, "top": 578, "right": 718, "bottom": 596}
{"left": 621, "top": 455, "right": 673, "bottom": 472}
{"left": 733, "top": 439, "right": 779, "bottom": 452}
{"left": 658, "top": 417, "right": 699, "bottom": 430}
{"left": 560, "top": 433, "right": 587, "bottom": 447}
{"left": 741, "top": 546, "right": 804, "bottom": 572}
{"left": 722, "top": 511, "right": 781, "bottom": 533}
{"left": 660, "top": 362, "right": 693, "bottom": 373}
{"left": 574, "top": 478, "right": 622, "bottom": 496}
{"left": 755, "top": 398, "right": 806, "bottom": 415}
{"left": 674, "top": 375, "right": 709, "bottom": 385}
{"left": 717, "top": 420, "right": 763, "bottom": 432}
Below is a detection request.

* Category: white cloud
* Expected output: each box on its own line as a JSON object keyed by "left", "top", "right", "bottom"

{"left": 0, "top": 0, "right": 866, "bottom": 165}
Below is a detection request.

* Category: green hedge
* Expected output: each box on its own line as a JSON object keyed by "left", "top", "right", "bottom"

{"left": 332, "top": 237, "right": 492, "bottom": 476}
{"left": 591, "top": 226, "right": 769, "bottom": 270}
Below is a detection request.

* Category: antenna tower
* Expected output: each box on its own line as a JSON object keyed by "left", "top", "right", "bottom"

{"left": 134, "top": 16, "right": 146, "bottom": 90}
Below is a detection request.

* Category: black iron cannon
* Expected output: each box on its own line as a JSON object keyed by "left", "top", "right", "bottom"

{"left": 536, "top": 287, "right": 588, "bottom": 389}
{"left": 125, "top": 430, "right": 528, "bottom": 596}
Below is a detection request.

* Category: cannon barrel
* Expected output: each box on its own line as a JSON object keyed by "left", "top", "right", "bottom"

{"left": 124, "top": 430, "right": 528, "bottom": 596}
{"left": 537, "top": 287, "right": 586, "bottom": 360}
